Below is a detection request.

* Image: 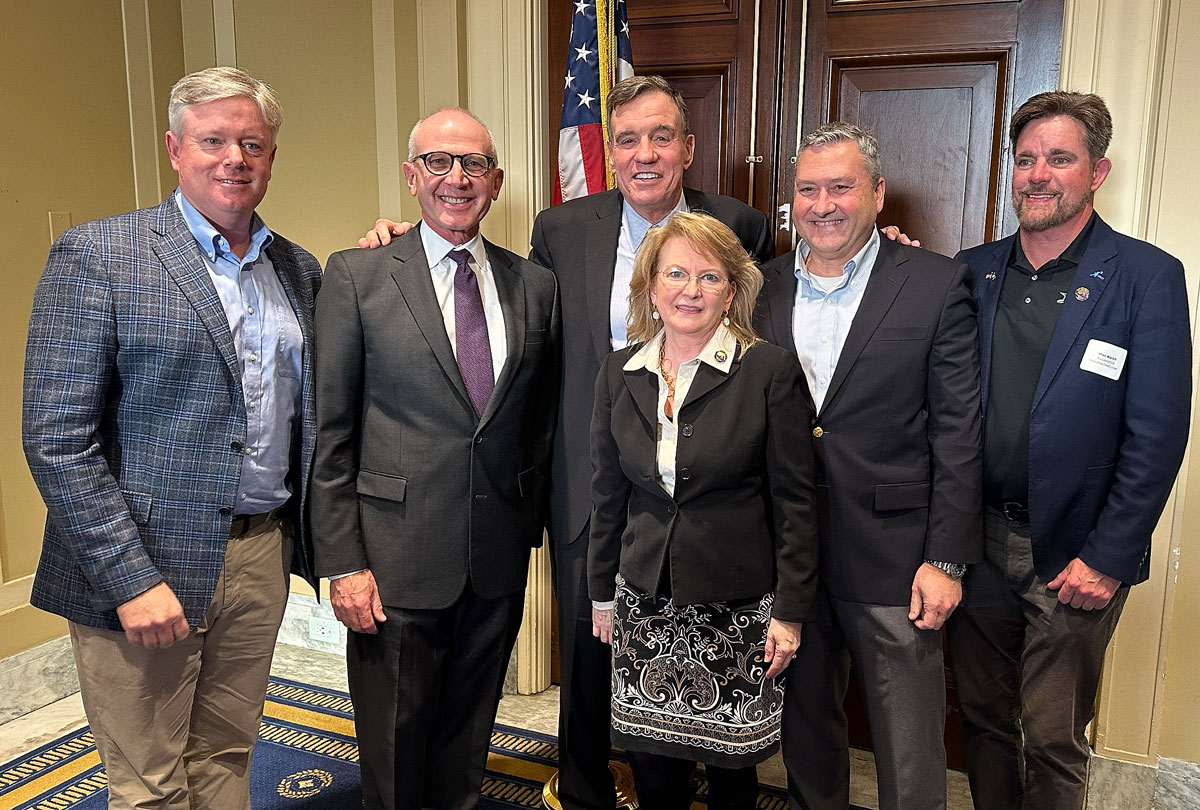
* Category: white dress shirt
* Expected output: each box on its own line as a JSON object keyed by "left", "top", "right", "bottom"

{"left": 419, "top": 223, "right": 508, "bottom": 380}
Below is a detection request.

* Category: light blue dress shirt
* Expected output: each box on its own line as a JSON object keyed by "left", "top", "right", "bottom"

{"left": 791, "top": 228, "right": 881, "bottom": 412}
{"left": 609, "top": 193, "right": 688, "bottom": 349}
{"left": 176, "top": 191, "right": 302, "bottom": 514}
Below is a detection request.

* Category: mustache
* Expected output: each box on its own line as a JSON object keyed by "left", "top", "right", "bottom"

{"left": 1017, "top": 182, "right": 1060, "bottom": 195}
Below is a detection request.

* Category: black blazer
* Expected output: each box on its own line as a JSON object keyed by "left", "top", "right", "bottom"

{"left": 530, "top": 187, "right": 773, "bottom": 548}
{"left": 587, "top": 340, "right": 818, "bottom": 622}
{"left": 754, "top": 236, "right": 983, "bottom": 605}
{"left": 310, "top": 226, "right": 562, "bottom": 609}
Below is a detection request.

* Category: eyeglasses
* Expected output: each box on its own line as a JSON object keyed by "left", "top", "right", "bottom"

{"left": 657, "top": 268, "right": 729, "bottom": 292}
{"left": 414, "top": 151, "right": 495, "bottom": 177}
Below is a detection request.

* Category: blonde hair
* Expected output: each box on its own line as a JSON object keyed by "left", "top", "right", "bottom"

{"left": 626, "top": 211, "right": 763, "bottom": 348}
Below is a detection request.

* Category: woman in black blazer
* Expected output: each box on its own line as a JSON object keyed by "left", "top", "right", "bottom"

{"left": 588, "top": 212, "right": 819, "bottom": 810}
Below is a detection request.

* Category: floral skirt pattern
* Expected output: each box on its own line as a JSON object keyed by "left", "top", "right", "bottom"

{"left": 609, "top": 576, "right": 784, "bottom": 768}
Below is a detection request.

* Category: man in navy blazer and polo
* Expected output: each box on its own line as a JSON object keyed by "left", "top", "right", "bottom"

{"left": 947, "top": 91, "right": 1191, "bottom": 810}
{"left": 23, "top": 67, "right": 320, "bottom": 810}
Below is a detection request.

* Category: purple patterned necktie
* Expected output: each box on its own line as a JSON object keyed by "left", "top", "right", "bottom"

{"left": 448, "top": 249, "right": 494, "bottom": 417}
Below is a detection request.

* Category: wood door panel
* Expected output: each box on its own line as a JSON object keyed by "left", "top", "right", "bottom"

{"left": 664, "top": 71, "right": 730, "bottom": 196}
{"left": 830, "top": 0, "right": 1018, "bottom": 10}
{"left": 628, "top": 0, "right": 739, "bottom": 21}
{"left": 834, "top": 58, "right": 1005, "bottom": 255}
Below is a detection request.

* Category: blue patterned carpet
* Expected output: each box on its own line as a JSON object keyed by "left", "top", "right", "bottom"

{"left": 0, "top": 676, "right": 806, "bottom": 809}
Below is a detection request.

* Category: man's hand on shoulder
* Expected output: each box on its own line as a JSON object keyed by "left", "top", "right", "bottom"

{"left": 358, "top": 219, "right": 414, "bottom": 249}
{"left": 115, "top": 582, "right": 190, "bottom": 649}
{"left": 1048, "top": 557, "right": 1120, "bottom": 610}
{"left": 881, "top": 225, "right": 921, "bottom": 248}
{"left": 329, "top": 570, "right": 387, "bottom": 633}
{"left": 909, "top": 562, "right": 962, "bottom": 630}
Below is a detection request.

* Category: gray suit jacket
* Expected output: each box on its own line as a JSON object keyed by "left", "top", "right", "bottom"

{"left": 24, "top": 196, "right": 321, "bottom": 630}
{"left": 529, "top": 187, "right": 773, "bottom": 548}
{"left": 310, "top": 226, "right": 561, "bottom": 609}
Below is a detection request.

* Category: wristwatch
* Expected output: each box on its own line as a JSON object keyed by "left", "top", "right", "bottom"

{"left": 925, "top": 559, "right": 967, "bottom": 580}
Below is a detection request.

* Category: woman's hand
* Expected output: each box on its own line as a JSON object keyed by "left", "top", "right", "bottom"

{"left": 764, "top": 617, "right": 803, "bottom": 678}
{"left": 592, "top": 606, "right": 614, "bottom": 645}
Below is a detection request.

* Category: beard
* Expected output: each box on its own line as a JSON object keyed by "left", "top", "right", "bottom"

{"left": 1012, "top": 182, "right": 1092, "bottom": 232}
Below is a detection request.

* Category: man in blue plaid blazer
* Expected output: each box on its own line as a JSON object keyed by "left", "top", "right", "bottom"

{"left": 22, "top": 67, "right": 320, "bottom": 810}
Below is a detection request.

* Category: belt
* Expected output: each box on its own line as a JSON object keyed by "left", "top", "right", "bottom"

{"left": 990, "top": 501, "right": 1030, "bottom": 524}
{"left": 229, "top": 510, "right": 277, "bottom": 537}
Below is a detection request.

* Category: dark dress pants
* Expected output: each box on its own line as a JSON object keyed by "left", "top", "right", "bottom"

{"left": 551, "top": 530, "right": 617, "bottom": 810}
{"left": 347, "top": 580, "right": 524, "bottom": 810}
{"left": 625, "top": 751, "right": 758, "bottom": 810}
{"left": 782, "top": 585, "right": 948, "bottom": 810}
{"left": 947, "top": 509, "right": 1128, "bottom": 810}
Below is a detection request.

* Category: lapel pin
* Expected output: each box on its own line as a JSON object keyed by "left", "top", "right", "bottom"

{"left": 1091, "top": 270, "right": 1104, "bottom": 280}
{"left": 714, "top": 350, "right": 728, "bottom": 363}
{"left": 1075, "top": 287, "right": 1090, "bottom": 301}
{"left": 1057, "top": 291, "right": 1067, "bottom": 304}
{"left": 985, "top": 271, "right": 997, "bottom": 281}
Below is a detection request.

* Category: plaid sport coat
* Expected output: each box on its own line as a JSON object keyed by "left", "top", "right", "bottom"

{"left": 23, "top": 196, "right": 322, "bottom": 631}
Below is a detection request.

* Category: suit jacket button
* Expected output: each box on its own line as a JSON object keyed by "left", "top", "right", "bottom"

{"left": 230, "top": 440, "right": 244, "bottom": 452}
{"left": 667, "top": 504, "right": 676, "bottom": 515}
{"left": 219, "top": 506, "right": 232, "bottom": 516}
{"left": 475, "top": 435, "right": 484, "bottom": 444}
{"left": 681, "top": 423, "right": 694, "bottom": 437}
{"left": 812, "top": 427, "right": 823, "bottom": 438}
{"left": 679, "top": 468, "right": 691, "bottom": 481}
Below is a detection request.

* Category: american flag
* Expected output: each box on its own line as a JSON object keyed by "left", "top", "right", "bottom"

{"left": 553, "top": 0, "right": 634, "bottom": 204}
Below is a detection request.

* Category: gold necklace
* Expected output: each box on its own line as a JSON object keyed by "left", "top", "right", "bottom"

{"left": 658, "top": 339, "right": 677, "bottom": 400}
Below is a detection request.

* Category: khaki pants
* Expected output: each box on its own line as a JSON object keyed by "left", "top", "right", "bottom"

{"left": 70, "top": 518, "right": 291, "bottom": 810}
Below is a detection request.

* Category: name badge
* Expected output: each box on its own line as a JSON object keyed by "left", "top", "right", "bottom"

{"left": 1080, "top": 339, "right": 1127, "bottom": 380}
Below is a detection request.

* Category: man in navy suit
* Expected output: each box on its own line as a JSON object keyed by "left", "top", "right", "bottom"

{"left": 948, "top": 91, "right": 1191, "bottom": 810}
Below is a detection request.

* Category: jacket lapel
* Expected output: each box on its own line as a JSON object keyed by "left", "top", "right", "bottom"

{"left": 150, "top": 199, "right": 242, "bottom": 389}
{"left": 680, "top": 346, "right": 742, "bottom": 411}
{"left": 969, "top": 235, "right": 1014, "bottom": 412}
{"left": 478, "top": 240, "right": 525, "bottom": 428}
{"left": 585, "top": 191, "right": 623, "bottom": 365}
{"left": 389, "top": 226, "right": 474, "bottom": 411}
{"left": 763, "top": 252, "right": 799, "bottom": 353}
{"left": 1031, "top": 217, "right": 1118, "bottom": 411}
{"left": 820, "top": 237, "right": 909, "bottom": 415}
{"left": 623, "top": 363, "right": 661, "bottom": 431}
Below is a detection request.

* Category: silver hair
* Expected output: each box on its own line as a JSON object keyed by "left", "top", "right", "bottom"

{"left": 796, "top": 121, "right": 883, "bottom": 185}
{"left": 406, "top": 107, "right": 500, "bottom": 166}
{"left": 167, "top": 66, "right": 282, "bottom": 137}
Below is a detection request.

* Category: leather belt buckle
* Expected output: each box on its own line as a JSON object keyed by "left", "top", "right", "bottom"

{"left": 1000, "top": 501, "right": 1030, "bottom": 524}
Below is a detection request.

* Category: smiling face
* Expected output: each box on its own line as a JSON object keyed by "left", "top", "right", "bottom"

{"left": 165, "top": 95, "right": 276, "bottom": 242}
{"left": 649, "top": 236, "right": 735, "bottom": 344}
{"left": 607, "top": 91, "right": 695, "bottom": 224}
{"left": 403, "top": 110, "right": 504, "bottom": 244}
{"left": 792, "top": 140, "right": 885, "bottom": 275}
{"left": 1011, "top": 115, "right": 1110, "bottom": 236}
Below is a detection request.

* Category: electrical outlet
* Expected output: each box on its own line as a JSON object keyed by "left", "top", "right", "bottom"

{"left": 308, "top": 616, "right": 340, "bottom": 643}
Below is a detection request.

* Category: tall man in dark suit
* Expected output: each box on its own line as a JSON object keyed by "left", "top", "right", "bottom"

{"left": 311, "top": 108, "right": 561, "bottom": 810}
{"left": 356, "top": 75, "right": 772, "bottom": 810}
{"left": 947, "top": 92, "right": 1190, "bottom": 810}
{"left": 23, "top": 67, "right": 321, "bottom": 810}
{"left": 527, "top": 75, "right": 772, "bottom": 810}
{"left": 754, "top": 122, "right": 983, "bottom": 810}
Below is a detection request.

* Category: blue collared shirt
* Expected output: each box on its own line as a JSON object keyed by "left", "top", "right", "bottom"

{"left": 610, "top": 192, "right": 688, "bottom": 349}
{"left": 791, "top": 228, "right": 881, "bottom": 411}
{"left": 175, "top": 191, "right": 302, "bottom": 514}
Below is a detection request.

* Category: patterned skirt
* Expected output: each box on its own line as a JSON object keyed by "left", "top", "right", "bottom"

{"left": 609, "top": 576, "right": 785, "bottom": 769}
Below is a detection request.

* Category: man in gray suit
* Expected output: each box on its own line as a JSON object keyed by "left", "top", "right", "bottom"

{"left": 23, "top": 67, "right": 320, "bottom": 810}
{"left": 311, "top": 108, "right": 561, "bottom": 810}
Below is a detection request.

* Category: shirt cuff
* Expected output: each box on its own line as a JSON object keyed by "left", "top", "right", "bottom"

{"left": 328, "top": 569, "right": 366, "bottom": 580}
{"left": 592, "top": 600, "right": 615, "bottom": 611}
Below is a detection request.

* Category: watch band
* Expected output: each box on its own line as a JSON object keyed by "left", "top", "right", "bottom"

{"left": 925, "top": 559, "right": 967, "bottom": 580}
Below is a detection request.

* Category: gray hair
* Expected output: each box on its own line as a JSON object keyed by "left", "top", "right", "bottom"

{"left": 406, "top": 107, "right": 500, "bottom": 165}
{"left": 168, "top": 66, "right": 282, "bottom": 137}
{"left": 796, "top": 121, "right": 883, "bottom": 185}
{"left": 606, "top": 75, "right": 691, "bottom": 138}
